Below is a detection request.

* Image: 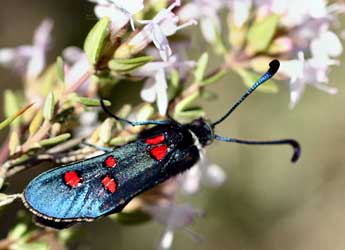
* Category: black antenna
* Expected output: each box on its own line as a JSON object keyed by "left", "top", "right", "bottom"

{"left": 214, "top": 135, "right": 301, "bottom": 163}
{"left": 100, "top": 100, "right": 171, "bottom": 126}
{"left": 212, "top": 60, "right": 280, "bottom": 127}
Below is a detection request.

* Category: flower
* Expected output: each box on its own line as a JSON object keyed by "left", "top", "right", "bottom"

{"left": 181, "top": 152, "right": 226, "bottom": 194}
{"left": 179, "top": 0, "right": 225, "bottom": 43}
{"left": 134, "top": 55, "right": 195, "bottom": 115}
{"left": 0, "top": 18, "right": 53, "bottom": 79}
{"left": 89, "top": 0, "right": 144, "bottom": 32}
{"left": 62, "top": 46, "right": 91, "bottom": 94}
{"left": 134, "top": 0, "right": 197, "bottom": 61}
{"left": 229, "top": 0, "right": 252, "bottom": 27}
{"left": 144, "top": 203, "right": 203, "bottom": 250}
{"left": 280, "top": 50, "right": 339, "bottom": 108}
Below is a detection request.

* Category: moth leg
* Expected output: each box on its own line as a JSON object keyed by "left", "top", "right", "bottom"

{"left": 81, "top": 142, "right": 113, "bottom": 153}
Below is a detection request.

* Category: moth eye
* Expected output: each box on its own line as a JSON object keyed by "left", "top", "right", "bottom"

{"left": 64, "top": 171, "right": 81, "bottom": 188}
{"left": 146, "top": 134, "right": 165, "bottom": 145}
{"left": 150, "top": 145, "right": 168, "bottom": 161}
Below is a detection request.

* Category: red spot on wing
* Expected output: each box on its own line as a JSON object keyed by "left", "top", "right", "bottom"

{"left": 102, "top": 176, "right": 117, "bottom": 193}
{"left": 105, "top": 156, "right": 117, "bottom": 168}
{"left": 150, "top": 145, "right": 168, "bottom": 161}
{"left": 146, "top": 134, "right": 165, "bottom": 145}
{"left": 64, "top": 171, "right": 80, "bottom": 188}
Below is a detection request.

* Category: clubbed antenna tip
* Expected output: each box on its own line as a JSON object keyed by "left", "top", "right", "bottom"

{"left": 268, "top": 59, "right": 280, "bottom": 76}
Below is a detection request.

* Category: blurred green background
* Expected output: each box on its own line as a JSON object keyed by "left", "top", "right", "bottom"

{"left": 1, "top": 1, "right": 345, "bottom": 250}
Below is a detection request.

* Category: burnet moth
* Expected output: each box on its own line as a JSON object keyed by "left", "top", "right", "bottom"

{"left": 22, "top": 59, "right": 300, "bottom": 229}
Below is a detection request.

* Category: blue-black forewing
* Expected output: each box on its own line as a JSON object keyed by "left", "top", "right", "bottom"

{"left": 23, "top": 123, "right": 200, "bottom": 227}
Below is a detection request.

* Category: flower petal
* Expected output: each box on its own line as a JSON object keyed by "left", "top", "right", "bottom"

{"left": 140, "top": 79, "right": 157, "bottom": 103}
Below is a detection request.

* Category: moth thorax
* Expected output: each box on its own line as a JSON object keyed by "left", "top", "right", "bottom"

{"left": 185, "top": 118, "right": 214, "bottom": 146}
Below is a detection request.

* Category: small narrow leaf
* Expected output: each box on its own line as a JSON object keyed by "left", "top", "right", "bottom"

{"left": 9, "top": 131, "right": 20, "bottom": 155}
{"left": 4, "top": 90, "right": 20, "bottom": 127}
{"left": 43, "top": 92, "right": 55, "bottom": 121}
{"left": 136, "top": 104, "right": 154, "bottom": 122}
{"left": 0, "top": 103, "right": 34, "bottom": 131}
{"left": 38, "top": 133, "right": 71, "bottom": 148}
{"left": 194, "top": 53, "right": 208, "bottom": 83}
{"left": 100, "top": 118, "right": 114, "bottom": 144}
{"left": 246, "top": 15, "right": 280, "bottom": 54}
{"left": 56, "top": 56, "right": 65, "bottom": 82}
{"left": 84, "top": 17, "right": 110, "bottom": 65}
{"left": 8, "top": 223, "right": 28, "bottom": 240}
{"left": 109, "top": 56, "right": 154, "bottom": 73}
{"left": 201, "top": 69, "right": 227, "bottom": 86}
{"left": 73, "top": 96, "right": 111, "bottom": 107}
{"left": 174, "top": 91, "right": 200, "bottom": 114}
{"left": 236, "top": 69, "right": 279, "bottom": 93}
{"left": 110, "top": 134, "right": 137, "bottom": 146}
{"left": 12, "top": 242, "right": 49, "bottom": 250}
{"left": 174, "top": 109, "right": 205, "bottom": 122}
{"left": 29, "top": 111, "right": 43, "bottom": 135}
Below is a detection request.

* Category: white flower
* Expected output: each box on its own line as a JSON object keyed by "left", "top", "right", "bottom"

{"left": 135, "top": 55, "right": 195, "bottom": 115}
{"left": 181, "top": 152, "right": 226, "bottom": 194}
{"left": 179, "top": 0, "right": 225, "bottom": 43}
{"left": 62, "top": 46, "right": 91, "bottom": 94}
{"left": 229, "top": 0, "right": 252, "bottom": 27}
{"left": 0, "top": 18, "right": 53, "bottom": 79}
{"left": 135, "top": 0, "right": 197, "bottom": 61}
{"left": 280, "top": 50, "right": 339, "bottom": 108}
{"left": 256, "top": 0, "right": 328, "bottom": 27}
{"left": 89, "top": 0, "right": 144, "bottom": 32}
{"left": 143, "top": 203, "right": 203, "bottom": 250}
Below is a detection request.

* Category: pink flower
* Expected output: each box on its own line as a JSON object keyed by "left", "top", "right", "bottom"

{"left": 0, "top": 19, "right": 53, "bottom": 79}
{"left": 179, "top": 0, "right": 225, "bottom": 43}
{"left": 62, "top": 46, "right": 91, "bottom": 94}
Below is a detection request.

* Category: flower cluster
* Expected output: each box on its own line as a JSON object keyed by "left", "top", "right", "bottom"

{"left": 180, "top": 0, "right": 344, "bottom": 108}
{"left": 0, "top": 0, "right": 343, "bottom": 250}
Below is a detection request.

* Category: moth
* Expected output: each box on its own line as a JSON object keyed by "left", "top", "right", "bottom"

{"left": 22, "top": 60, "right": 300, "bottom": 229}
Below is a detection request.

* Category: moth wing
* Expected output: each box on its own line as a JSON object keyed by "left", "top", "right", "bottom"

{"left": 23, "top": 123, "right": 200, "bottom": 227}
{"left": 23, "top": 142, "right": 153, "bottom": 223}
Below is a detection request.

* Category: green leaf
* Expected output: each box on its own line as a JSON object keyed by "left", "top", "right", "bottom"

{"left": 43, "top": 92, "right": 55, "bottom": 121}
{"left": 174, "top": 109, "right": 205, "bottom": 122}
{"left": 8, "top": 223, "right": 28, "bottom": 240}
{"left": 236, "top": 69, "right": 279, "bottom": 93}
{"left": 4, "top": 90, "right": 20, "bottom": 127}
{"left": 9, "top": 131, "right": 20, "bottom": 155}
{"left": 38, "top": 133, "right": 71, "bottom": 148}
{"left": 73, "top": 96, "right": 111, "bottom": 107}
{"left": 100, "top": 118, "right": 114, "bottom": 144}
{"left": 29, "top": 111, "right": 43, "bottom": 135}
{"left": 0, "top": 103, "right": 34, "bottom": 132}
{"left": 110, "top": 211, "right": 151, "bottom": 225}
{"left": 12, "top": 242, "right": 48, "bottom": 250}
{"left": 137, "top": 104, "right": 154, "bottom": 121}
{"left": 108, "top": 56, "right": 154, "bottom": 73}
{"left": 56, "top": 56, "right": 65, "bottom": 82}
{"left": 84, "top": 17, "right": 110, "bottom": 65}
{"left": 246, "top": 15, "right": 280, "bottom": 54}
{"left": 201, "top": 69, "right": 227, "bottom": 86}
{"left": 174, "top": 91, "right": 200, "bottom": 114}
{"left": 194, "top": 53, "right": 208, "bottom": 83}
{"left": 109, "top": 134, "right": 136, "bottom": 146}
